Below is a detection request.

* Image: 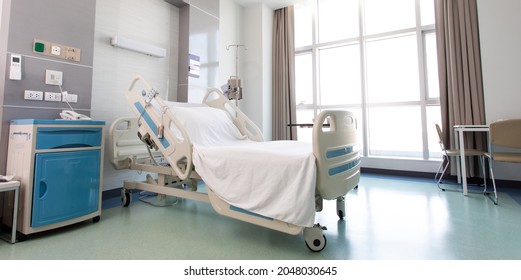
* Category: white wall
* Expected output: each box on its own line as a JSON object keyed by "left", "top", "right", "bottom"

{"left": 478, "top": 0, "right": 521, "bottom": 180}
{"left": 92, "top": 0, "right": 178, "bottom": 190}
{"left": 219, "top": 0, "right": 243, "bottom": 86}
{"left": 241, "top": 3, "right": 273, "bottom": 140}
{"left": 220, "top": 1, "right": 273, "bottom": 140}
{"left": 478, "top": 0, "right": 521, "bottom": 123}
{"left": 261, "top": 5, "right": 273, "bottom": 141}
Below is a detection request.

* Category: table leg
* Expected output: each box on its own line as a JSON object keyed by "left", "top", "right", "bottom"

{"left": 455, "top": 130, "right": 462, "bottom": 184}
{"left": 11, "top": 187, "right": 19, "bottom": 244}
{"left": 458, "top": 130, "right": 468, "bottom": 196}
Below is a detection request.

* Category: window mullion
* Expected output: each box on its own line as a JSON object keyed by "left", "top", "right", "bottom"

{"left": 359, "top": 0, "right": 369, "bottom": 158}
{"left": 416, "top": 0, "right": 429, "bottom": 160}
{"left": 312, "top": 0, "right": 319, "bottom": 117}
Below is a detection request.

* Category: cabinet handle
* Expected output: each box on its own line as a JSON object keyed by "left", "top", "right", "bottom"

{"left": 39, "top": 181, "right": 48, "bottom": 199}
{"left": 11, "top": 131, "right": 31, "bottom": 141}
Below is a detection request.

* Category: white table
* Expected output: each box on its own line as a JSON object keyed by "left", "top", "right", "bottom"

{"left": 453, "top": 125, "right": 489, "bottom": 195}
{"left": 0, "top": 180, "right": 20, "bottom": 244}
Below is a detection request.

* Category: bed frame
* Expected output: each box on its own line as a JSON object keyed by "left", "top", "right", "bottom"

{"left": 108, "top": 75, "right": 360, "bottom": 252}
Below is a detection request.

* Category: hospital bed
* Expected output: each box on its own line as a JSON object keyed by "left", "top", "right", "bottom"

{"left": 109, "top": 75, "right": 360, "bottom": 252}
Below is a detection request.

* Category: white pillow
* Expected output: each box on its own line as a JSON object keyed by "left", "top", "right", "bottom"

{"left": 173, "top": 106, "right": 246, "bottom": 147}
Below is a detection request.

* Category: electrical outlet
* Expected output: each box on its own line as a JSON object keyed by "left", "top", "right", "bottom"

{"left": 24, "top": 90, "right": 43, "bottom": 101}
{"left": 65, "top": 47, "right": 81, "bottom": 62}
{"left": 62, "top": 93, "right": 78, "bottom": 103}
{"left": 44, "top": 92, "right": 62, "bottom": 102}
{"left": 51, "top": 45, "right": 61, "bottom": 55}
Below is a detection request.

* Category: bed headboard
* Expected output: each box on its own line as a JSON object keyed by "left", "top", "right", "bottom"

{"left": 125, "top": 76, "right": 196, "bottom": 179}
{"left": 122, "top": 75, "right": 263, "bottom": 179}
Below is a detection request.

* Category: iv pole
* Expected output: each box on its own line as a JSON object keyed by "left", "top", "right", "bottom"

{"left": 226, "top": 44, "right": 247, "bottom": 107}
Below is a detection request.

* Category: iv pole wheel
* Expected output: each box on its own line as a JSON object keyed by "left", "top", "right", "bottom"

{"left": 336, "top": 196, "right": 345, "bottom": 220}
{"left": 121, "top": 188, "right": 131, "bottom": 207}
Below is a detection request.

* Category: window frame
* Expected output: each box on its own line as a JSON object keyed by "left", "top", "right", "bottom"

{"left": 294, "top": 0, "right": 440, "bottom": 161}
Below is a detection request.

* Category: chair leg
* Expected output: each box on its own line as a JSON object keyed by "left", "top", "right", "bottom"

{"left": 436, "top": 157, "right": 449, "bottom": 191}
{"left": 480, "top": 156, "right": 487, "bottom": 191}
{"left": 487, "top": 158, "right": 499, "bottom": 205}
{"left": 434, "top": 157, "right": 444, "bottom": 182}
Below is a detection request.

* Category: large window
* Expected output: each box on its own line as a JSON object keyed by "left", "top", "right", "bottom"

{"left": 294, "top": 0, "right": 441, "bottom": 160}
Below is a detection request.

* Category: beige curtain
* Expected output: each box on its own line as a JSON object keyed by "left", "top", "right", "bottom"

{"left": 435, "top": 0, "right": 486, "bottom": 176}
{"left": 272, "top": 6, "right": 297, "bottom": 140}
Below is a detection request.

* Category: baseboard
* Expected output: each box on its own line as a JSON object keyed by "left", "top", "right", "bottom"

{"left": 102, "top": 188, "right": 123, "bottom": 200}
{"left": 361, "top": 167, "right": 521, "bottom": 189}
{"left": 361, "top": 167, "right": 435, "bottom": 179}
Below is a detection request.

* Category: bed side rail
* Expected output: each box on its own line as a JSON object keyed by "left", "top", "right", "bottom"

{"left": 108, "top": 117, "right": 162, "bottom": 169}
{"left": 313, "top": 110, "right": 361, "bottom": 200}
{"left": 125, "top": 75, "right": 193, "bottom": 180}
{"left": 203, "top": 88, "right": 264, "bottom": 142}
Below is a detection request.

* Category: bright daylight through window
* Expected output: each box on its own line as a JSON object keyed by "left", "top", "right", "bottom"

{"left": 294, "top": 0, "right": 441, "bottom": 160}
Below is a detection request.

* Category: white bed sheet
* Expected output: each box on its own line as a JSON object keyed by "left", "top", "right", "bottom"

{"left": 173, "top": 106, "right": 317, "bottom": 227}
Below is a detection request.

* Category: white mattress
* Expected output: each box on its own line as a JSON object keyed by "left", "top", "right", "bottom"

{"left": 172, "top": 106, "right": 317, "bottom": 227}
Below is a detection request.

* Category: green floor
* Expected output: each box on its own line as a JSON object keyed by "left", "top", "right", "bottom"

{"left": 1, "top": 173, "right": 521, "bottom": 260}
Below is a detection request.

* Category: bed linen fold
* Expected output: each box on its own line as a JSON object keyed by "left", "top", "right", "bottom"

{"left": 192, "top": 141, "right": 316, "bottom": 227}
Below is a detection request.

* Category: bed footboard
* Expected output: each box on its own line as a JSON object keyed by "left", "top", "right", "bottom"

{"left": 313, "top": 110, "right": 361, "bottom": 200}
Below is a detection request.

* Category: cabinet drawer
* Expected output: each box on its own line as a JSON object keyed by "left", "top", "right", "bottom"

{"left": 36, "top": 127, "right": 102, "bottom": 149}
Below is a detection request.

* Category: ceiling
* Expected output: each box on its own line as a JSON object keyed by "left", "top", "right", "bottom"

{"left": 233, "top": 0, "right": 306, "bottom": 10}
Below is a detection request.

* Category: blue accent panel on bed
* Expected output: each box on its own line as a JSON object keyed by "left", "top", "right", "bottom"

{"left": 230, "top": 205, "right": 274, "bottom": 221}
{"left": 328, "top": 158, "right": 361, "bottom": 176}
{"left": 134, "top": 102, "right": 170, "bottom": 149}
{"left": 326, "top": 146, "right": 354, "bottom": 159}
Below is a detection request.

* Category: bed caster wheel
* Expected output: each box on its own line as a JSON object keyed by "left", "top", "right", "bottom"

{"left": 304, "top": 224, "right": 327, "bottom": 252}
{"left": 189, "top": 180, "right": 198, "bottom": 191}
{"left": 121, "top": 189, "right": 131, "bottom": 207}
{"left": 336, "top": 196, "right": 345, "bottom": 220}
{"left": 315, "top": 194, "right": 323, "bottom": 212}
{"left": 92, "top": 216, "right": 101, "bottom": 223}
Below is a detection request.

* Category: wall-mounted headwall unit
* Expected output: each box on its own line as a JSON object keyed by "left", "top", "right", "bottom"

{"left": 33, "top": 39, "right": 81, "bottom": 62}
{"left": 111, "top": 35, "right": 166, "bottom": 58}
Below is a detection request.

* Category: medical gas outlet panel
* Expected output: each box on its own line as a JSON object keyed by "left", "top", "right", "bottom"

{"left": 5, "top": 119, "right": 105, "bottom": 236}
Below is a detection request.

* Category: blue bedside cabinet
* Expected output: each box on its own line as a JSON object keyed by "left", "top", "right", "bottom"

{"left": 6, "top": 119, "right": 105, "bottom": 237}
